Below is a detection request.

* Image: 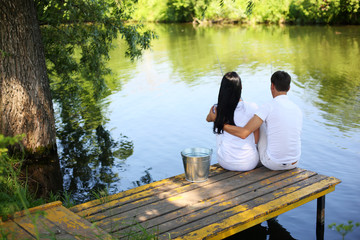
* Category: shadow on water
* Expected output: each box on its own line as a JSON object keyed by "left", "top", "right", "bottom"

{"left": 225, "top": 218, "right": 296, "bottom": 240}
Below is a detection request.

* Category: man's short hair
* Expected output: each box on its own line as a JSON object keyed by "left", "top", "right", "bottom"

{"left": 271, "top": 71, "right": 291, "bottom": 92}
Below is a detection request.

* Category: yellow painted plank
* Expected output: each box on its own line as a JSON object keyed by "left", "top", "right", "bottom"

{"left": 70, "top": 165, "right": 226, "bottom": 214}
{"left": 111, "top": 169, "right": 312, "bottom": 236}
{"left": 70, "top": 175, "right": 184, "bottom": 213}
{"left": 77, "top": 183, "right": 185, "bottom": 219}
{"left": 13, "top": 214, "right": 52, "bottom": 240}
{"left": 7, "top": 203, "right": 108, "bottom": 240}
{"left": 205, "top": 186, "right": 336, "bottom": 240}
{"left": 174, "top": 177, "right": 340, "bottom": 240}
{"left": 0, "top": 219, "right": 35, "bottom": 240}
{"left": 45, "top": 205, "right": 113, "bottom": 240}
{"left": 92, "top": 167, "right": 287, "bottom": 230}
{"left": 1, "top": 201, "right": 62, "bottom": 239}
{"left": 12, "top": 213, "right": 77, "bottom": 240}
{"left": 76, "top": 167, "right": 241, "bottom": 220}
{"left": 12, "top": 201, "right": 62, "bottom": 218}
{"left": 151, "top": 170, "right": 318, "bottom": 238}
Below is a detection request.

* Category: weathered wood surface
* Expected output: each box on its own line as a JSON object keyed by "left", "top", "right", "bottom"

{"left": 0, "top": 201, "right": 113, "bottom": 240}
{"left": 70, "top": 165, "right": 341, "bottom": 240}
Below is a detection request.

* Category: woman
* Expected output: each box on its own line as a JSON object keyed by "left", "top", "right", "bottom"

{"left": 206, "top": 72, "right": 259, "bottom": 171}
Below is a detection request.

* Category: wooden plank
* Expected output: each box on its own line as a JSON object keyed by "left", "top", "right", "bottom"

{"left": 72, "top": 165, "right": 233, "bottom": 219}
{"left": 44, "top": 205, "right": 113, "bottom": 240}
{"left": 13, "top": 213, "right": 76, "bottom": 240}
{"left": 1, "top": 203, "right": 112, "bottom": 240}
{"left": 171, "top": 176, "right": 340, "bottom": 240}
{"left": 155, "top": 173, "right": 322, "bottom": 238}
{"left": 109, "top": 168, "right": 310, "bottom": 236}
{"left": 78, "top": 167, "right": 269, "bottom": 222}
{"left": 142, "top": 170, "right": 322, "bottom": 238}
{"left": 93, "top": 167, "right": 287, "bottom": 232}
{"left": 13, "top": 201, "right": 62, "bottom": 218}
{"left": 0, "top": 219, "right": 35, "bottom": 239}
{"left": 0, "top": 201, "right": 84, "bottom": 240}
{"left": 70, "top": 165, "right": 226, "bottom": 214}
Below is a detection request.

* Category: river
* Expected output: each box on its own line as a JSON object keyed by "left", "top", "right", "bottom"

{"left": 54, "top": 24, "right": 360, "bottom": 239}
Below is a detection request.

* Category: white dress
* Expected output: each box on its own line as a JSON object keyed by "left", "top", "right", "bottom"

{"left": 216, "top": 101, "right": 259, "bottom": 171}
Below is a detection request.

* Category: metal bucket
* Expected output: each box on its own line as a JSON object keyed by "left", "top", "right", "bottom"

{"left": 181, "top": 147, "right": 212, "bottom": 183}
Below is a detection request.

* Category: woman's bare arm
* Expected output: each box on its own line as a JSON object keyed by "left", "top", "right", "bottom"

{"left": 206, "top": 105, "right": 216, "bottom": 122}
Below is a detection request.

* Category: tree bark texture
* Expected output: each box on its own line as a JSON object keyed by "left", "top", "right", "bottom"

{"left": 0, "top": 0, "right": 57, "bottom": 157}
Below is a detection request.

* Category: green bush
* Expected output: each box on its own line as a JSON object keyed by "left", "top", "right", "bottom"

{"left": 131, "top": 0, "right": 360, "bottom": 24}
{"left": 288, "top": 0, "right": 340, "bottom": 24}
{"left": 132, "top": 0, "right": 248, "bottom": 23}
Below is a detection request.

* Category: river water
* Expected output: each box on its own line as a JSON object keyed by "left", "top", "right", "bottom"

{"left": 54, "top": 24, "right": 360, "bottom": 239}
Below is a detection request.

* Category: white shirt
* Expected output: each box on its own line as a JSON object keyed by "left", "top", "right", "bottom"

{"left": 255, "top": 95, "right": 303, "bottom": 164}
{"left": 217, "top": 101, "right": 259, "bottom": 171}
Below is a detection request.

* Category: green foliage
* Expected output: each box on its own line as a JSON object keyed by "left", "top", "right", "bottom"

{"left": 34, "top": 1, "right": 139, "bottom": 203}
{"left": 288, "top": 0, "right": 340, "bottom": 24}
{"left": 289, "top": 0, "right": 360, "bottom": 24}
{"left": 47, "top": 190, "right": 75, "bottom": 208}
{"left": 165, "top": 0, "right": 196, "bottom": 22}
{"left": 246, "top": 0, "right": 290, "bottom": 23}
{"left": 0, "top": 134, "right": 23, "bottom": 156}
{"left": 36, "top": 0, "right": 156, "bottom": 99}
{"left": 91, "top": 187, "right": 110, "bottom": 204}
{"left": 0, "top": 135, "right": 45, "bottom": 220}
{"left": 131, "top": 0, "right": 360, "bottom": 24}
{"left": 133, "top": 0, "right": 246, "bottom": 22}
{"left": 61, "top": 190, "right": 76, "bottom": 208}
{"left": 328, "top": 220, "right": 360, "bottom": 240}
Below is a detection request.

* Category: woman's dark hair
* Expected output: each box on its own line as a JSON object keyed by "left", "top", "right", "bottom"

{"left": 213, "top": 72, "right": 242, "bottom": 134}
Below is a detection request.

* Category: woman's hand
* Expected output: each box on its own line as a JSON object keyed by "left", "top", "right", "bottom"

{"left": 206, "top": 105, "right": 217, "bottom": 122}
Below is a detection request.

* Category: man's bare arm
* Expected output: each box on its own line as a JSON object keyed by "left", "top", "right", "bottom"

{"left": 224, "top": 115, "right": 263, "bottom": 139}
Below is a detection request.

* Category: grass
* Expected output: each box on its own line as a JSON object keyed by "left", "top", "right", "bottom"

{"left": 0, "top": 135, "right": 43, "bottom": 220}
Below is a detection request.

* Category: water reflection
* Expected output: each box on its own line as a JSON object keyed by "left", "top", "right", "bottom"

{"left": 52, "top": 74, "right": 135, "bottom": 202}
{"left": 132, "top": 168, "right": 153, "bottom": 188}
{"left": 286, "top": 26, "right": 360, "bottom": 131}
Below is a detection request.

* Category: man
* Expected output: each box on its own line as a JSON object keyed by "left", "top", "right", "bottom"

{"left": 210, "top": 71, "right": 303, "bottom": 170}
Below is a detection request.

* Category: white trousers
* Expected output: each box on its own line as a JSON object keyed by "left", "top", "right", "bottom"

{"left": 258, "top": 124, "right": 298, "bottom": 170}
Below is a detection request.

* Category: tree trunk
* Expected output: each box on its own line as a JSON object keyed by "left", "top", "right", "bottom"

{"left": 0, "top": 0, "right": 62, "bottom": 196}
{"left": 0, "top": 0, "right": 55, "bottom": 155}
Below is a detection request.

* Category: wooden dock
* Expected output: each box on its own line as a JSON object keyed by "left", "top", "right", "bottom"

{"left": 0, "top": 201, "right": 112, "bottom": 239}
{"left": 1, "top": 164, "right": 341, "bottom": 239}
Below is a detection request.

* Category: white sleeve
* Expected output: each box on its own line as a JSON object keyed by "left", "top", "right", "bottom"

{"left": 255, "top": 102, "right": 271, "bottom": 121}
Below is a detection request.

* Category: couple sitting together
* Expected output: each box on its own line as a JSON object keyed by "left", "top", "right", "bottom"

{"left": 206, "top": 71, "right": 303, "bottom": 171}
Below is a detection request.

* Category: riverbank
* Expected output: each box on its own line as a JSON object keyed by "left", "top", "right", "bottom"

{"left": 131, "top": 0, "right": 360, "bottom": 25}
